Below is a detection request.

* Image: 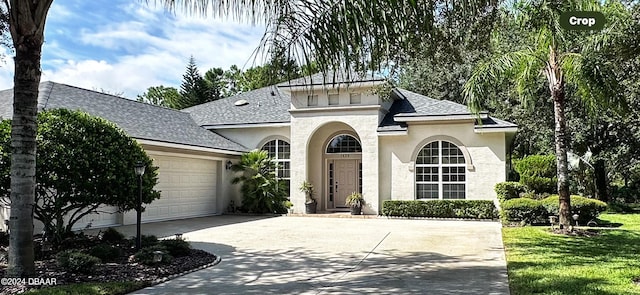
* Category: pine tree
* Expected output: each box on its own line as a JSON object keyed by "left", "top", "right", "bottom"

{"left": 178, "top": 56, "right": 209, "bottom": 108}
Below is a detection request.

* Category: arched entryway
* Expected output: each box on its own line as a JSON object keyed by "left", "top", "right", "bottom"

{"left": 325, "top": 134, "right": 362, "bottom": 209}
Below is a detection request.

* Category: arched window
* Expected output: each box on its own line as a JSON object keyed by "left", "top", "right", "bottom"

{"left": 415, "top": 141, "right": 466, "bottom": 200}
{"left": 261, "top": 140, "right": 290, "bottom": 188}
{"left": 326, "top": 134, "right": 362, "bottom": 153}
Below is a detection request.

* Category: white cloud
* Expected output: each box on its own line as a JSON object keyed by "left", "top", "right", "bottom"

{"left": 0, "top": 0, "right": 267, "bottom": 99}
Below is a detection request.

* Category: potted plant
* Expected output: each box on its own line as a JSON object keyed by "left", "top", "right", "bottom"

{"left": 345, "top": 192, "right": 365, "bottom": 215}
{"left": 300, "top": 181, "right": 317, "bottom": 214}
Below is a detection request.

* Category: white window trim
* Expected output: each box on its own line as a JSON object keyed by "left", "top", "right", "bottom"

{"left": 415, "top": 141, "right": 466, "bottom": 200}
{"left": 262, "top": 140, "right": 290, "bottom": 181}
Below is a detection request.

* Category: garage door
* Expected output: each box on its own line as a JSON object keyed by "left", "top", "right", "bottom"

{"left": 143, "top": 154, "right": 218, "bottom": 222}
{"left": 71, "top": 205, "right": 120, "bottom": 230}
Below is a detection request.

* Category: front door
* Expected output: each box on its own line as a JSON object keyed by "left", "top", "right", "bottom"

{"left": 333, "top": 159, "right": 358, "bottom": 208}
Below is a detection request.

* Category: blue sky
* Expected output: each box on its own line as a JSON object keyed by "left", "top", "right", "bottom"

{"left": 0, "top": 0, "right": 266, "bottom": 98}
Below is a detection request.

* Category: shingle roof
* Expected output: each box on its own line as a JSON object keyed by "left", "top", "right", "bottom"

{"left": 378, "top": 88, "right": 516, "bottom": 132}
{"left": 184, "top": 86, "right": 291, "bottom": 127}
{"left": 0, "top": 82, "right": 248, "bottom": 152}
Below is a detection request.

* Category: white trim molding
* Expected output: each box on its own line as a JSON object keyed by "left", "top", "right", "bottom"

{"left": 136, "top": 139, "right": 244, "bottom": 156}
{"left": 203, "top": 122, "right": 291, "bottom": 129}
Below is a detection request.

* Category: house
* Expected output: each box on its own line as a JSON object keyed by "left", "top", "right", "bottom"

{"left": 0, "top": 72, "right": 516, "bottom": 230}
{"left": 184, "top": 71, "right": 517, "bottom": 214}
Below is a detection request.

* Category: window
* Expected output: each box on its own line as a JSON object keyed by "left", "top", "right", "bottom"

{"left": 261, "top": 140, "right": 291, "bottom": 190}
{"left": 349, "top": 93, "right": 361, "bottom": 104}
{"left": 307, "top": 95, "right": 318, "bottom": 106}
{"left": 328, "top": 93, "right": 340, "bottom": 105}
{"left": 415, "top": 141, "right": 466, "bottom": 200}
{"left": 326, "top": 135, "right": 362, "bottom": 153}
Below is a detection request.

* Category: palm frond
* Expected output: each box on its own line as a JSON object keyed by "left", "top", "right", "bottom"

{"left": 463, "top": 48, "right": 543, "bottom": 113}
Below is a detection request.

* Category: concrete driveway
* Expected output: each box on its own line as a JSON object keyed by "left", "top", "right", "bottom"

{"left": 116, "top": 215, "right": 508, "bottom": 295}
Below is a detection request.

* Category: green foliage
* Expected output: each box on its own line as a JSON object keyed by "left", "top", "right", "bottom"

{"left": 345, "top": 192, "right": 365, "bottom": 208}
{"left": 101, "top": 228, "right": 125, "bottom": 243}
{"left": 136, "top": 85, "right": 182, "bottom": 109}
{"left": 299, "top": 181, "right": 316, "bottom": 204}
{"left": 56, "top": 250, "right": 101, "bottom": 273}
{"left": 88, "top": 244, "right": 122, "bottom": 263}
{"left": 160, "top": 239, "right": 191, "bottom": 257}
{"left": 381, "top": 200, "right": 498, "bottom": 219}
{"left": 134, "top": 245, "right": 173, "bottom": 266}
{"left": 178, "top": 56, "right": 210, "bottom": 108}
{"left": 494, "top": 182, "right": 528, "bottom": 202}
{"left": 541, "top": 195, "right": 607, "bottom": 223}
{"left": 231, "top": 150, "right": 290, "bottom": 214}
{"left": 611, "top": 186, "right": 640, "bottom": 204}
{"left": 139, "top": 235, "right": 159, "bottom": 248}
{"left": 500, "top": 198, "right": 548, "bottom": 224}
{"left": 22, "top": 281, "right": 149, "bottom": 295}
{"left": 0, "top": 109, "right": 160, "bottom": 242}
{"left": 514, "top": 155, "right": 557, "bottom": 194}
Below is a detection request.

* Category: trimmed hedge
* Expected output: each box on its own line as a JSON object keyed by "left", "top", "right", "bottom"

{"left": 381, "top": 200, "right": 498, "bottom": 219}
{"left": 501, "top": 198, "right": 548, "bottom": 224}
{"left": 495, "top": 182, "right": 527, "bottom": 202}
{"left": 541, "top": 195, "right": 607, "bottom": 223}
{"left": 514, "top": 155, "right": 557, "bottom": 194}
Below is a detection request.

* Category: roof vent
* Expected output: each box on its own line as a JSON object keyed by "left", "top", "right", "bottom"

{"left": 234, "top": 99, "right": 249, "bottom": 106}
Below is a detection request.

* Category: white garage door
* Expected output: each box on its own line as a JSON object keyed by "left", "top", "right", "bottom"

{"left": 71, "top": 205, "right": 120, "bottom": 230}
{"left": 143, "top": 154, "right": 218, "bottom": 222}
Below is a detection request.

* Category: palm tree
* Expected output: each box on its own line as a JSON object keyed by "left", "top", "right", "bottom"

{"left": 463, "top": 0, "right": 626, "bottom": 228}
{"left": 231, "top": 150, "right": 288, "bottom": 214}
{"left": 3, "top": 0, "right": 496, "bottom": 276}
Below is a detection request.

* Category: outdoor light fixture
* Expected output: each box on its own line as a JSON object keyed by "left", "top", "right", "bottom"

{"left": 134, "top": 161, "right": 145, "bottom": 250}
{"left": 225, "top": 160, "right": 233, "bottom": 170}
{"left": 572, "top": 214, "right": 580, "bottom": 226}
{"left": 175, "top": 233, "right": 183, "bottom": 240}
{"left": 549, "top": 216, "right": 558, "bottom": 230}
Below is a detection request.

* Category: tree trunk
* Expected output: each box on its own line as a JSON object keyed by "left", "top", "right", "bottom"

{"left": 7, "top": 43, "right": 41, "bottom": 277}
{"left": 6, "top": 0, "right": 54, "bottom": 277}
{"left": 594, "top": 159, "right": 608, "bottom": 202}
{"left": 552, "top": 85, "right": 572, "bottom": 228}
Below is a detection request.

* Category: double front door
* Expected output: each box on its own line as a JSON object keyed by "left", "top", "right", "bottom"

{"left": 329, "top": 159, "right": 360, "bottom": 209}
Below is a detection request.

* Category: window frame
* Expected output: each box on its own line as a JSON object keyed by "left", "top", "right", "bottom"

{"left": 261, "top": 139, "right": 291, "bottom": 183}
{"left": 415, "top": 140, "right": 466, "bottom": 200}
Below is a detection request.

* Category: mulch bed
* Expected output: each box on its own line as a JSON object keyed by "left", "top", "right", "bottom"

{"left": 550, "top": 228, "right": 602, "bottom": 237}
{"left": 0, "top": 237, "right": 218, "bottom": 295}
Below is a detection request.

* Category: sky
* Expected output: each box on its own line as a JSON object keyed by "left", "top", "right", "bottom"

{"left": 0, "top": 0, "right": 266, "bottom": 99}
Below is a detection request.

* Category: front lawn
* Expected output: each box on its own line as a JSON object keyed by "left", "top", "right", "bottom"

{"left": 503, "top": 213, "right": 640, "bottom": 295}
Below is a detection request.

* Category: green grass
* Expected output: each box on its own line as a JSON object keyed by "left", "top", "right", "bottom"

{"left": 23, "top": 281, "right": 149, "bottom": 295}
{"left": 503, "top": 213, "right": 640, "bottom": 295}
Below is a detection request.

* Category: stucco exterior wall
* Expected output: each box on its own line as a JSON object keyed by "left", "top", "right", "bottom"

{"left": 215, "top": 126, "right": 291, "bottom": 150}
{"left": 290, "top": 109, "right": 381, "bottom": 215}
{"left": 379, "top": 122, "right": 506, "bottom": 206}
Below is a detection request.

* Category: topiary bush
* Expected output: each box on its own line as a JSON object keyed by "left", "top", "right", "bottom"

{"left": 381, "top": 200, "right": 498, "bottom": 219}
{"left": 500, "top": 198, "right": 548, "bottom": 224}
{"left": 88, "top": 244, "right": 122, "bottom": 262}
{"left": 134, "top": 245, "right": 173, "bottom": 266}
{"left": 101, "top": 227, "right": 125, "bottom": 243}
{"left": 495, "top": 182, "right": 528, "bottom": 202}
{"left": 514, "top": 154, "right": 557, "bottom": 194}
{"left": 541, "top": 195, "right": 607, "bottom": 224}
{"left": 56, "top": 250, "right": 101, "bottom": 273}
{"left": 160, "top": 239, "right": 191, "bottom": 257}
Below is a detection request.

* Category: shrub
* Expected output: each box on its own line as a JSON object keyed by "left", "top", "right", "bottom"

{"left": 56, "top": 250, "right": 101, "bottom": 273}
{"left": 160, "top": 239, "right": 191, "bottom": 257}
{"left": 88, "top": 244, "right": 122, "bottom": 262}
{"left": 495, "top": 182, "right": 527, "bottom": 202}
{"left": 500, "top": 198, "right": 548, "bottom": 224}
{"left": 610, "top": 186, "right": 640, "bottom": 203}
{"left": 134, "top": 245, "right": 173, "bottom": 265}
{"left": 101, "top": 227, "right": 125, "bottom": 243}
{"left": 541, "top": 195, "right": 607, "bottom": 223}
{"left": 514, "top": 155, "right": 557, "bottom": 194}
{"left": 381, "top": 200, "right": 498, "bottom": 219}
{"left": 140, "top": 235, "right": 159, "bottom": 247}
